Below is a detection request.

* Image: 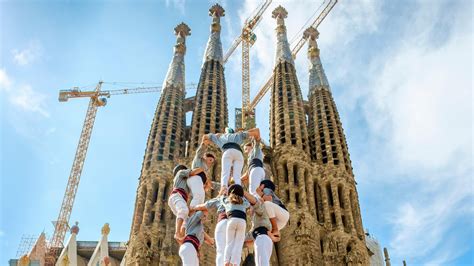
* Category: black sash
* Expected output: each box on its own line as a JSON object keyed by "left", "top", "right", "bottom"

{"left": 184, "top": 235, "right": 200, "bottom": 252}
{"left": 227, "top": 210, "right": 246, "bottom": 220}
{"left": 249, "top": 158, "right": 263, "bottom": 171}
{"left": 197, "top": 171, "right": 207, "bottom": 184}
{"left": 252, "top": 226, "right": 269, "bottom": 239}
{"left": 222, "top": 142, "right": 242, "bottom": 153}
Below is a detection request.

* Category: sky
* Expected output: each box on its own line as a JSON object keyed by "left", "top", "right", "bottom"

{"left": 0, "top": 0, "right": 472, "bottom": 265}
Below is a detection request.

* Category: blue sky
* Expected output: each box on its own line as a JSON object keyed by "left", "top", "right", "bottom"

{"left": 0, "top": 0, "right": 472, "bottom": 265}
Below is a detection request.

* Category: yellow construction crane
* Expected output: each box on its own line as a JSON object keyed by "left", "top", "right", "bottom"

{"left": 44, "top": 81, "right": 195, "bottom": 265}
{"left": 249, "top": 0, "right": 337, "bottom": 111}
{"left": 222, "top": 0, "right": 272, "bottom": 129}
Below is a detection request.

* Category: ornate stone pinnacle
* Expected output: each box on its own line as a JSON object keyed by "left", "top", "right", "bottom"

{"left": 174, "top": 22, "right": 191, "bottom": 37}
{"left": 304, "top": 27, "right": 319, "bottom": 40}
{"left": 70, "top": 221, "right": 80, "bottom": 234}
{"left": 101, "top": 223, "right": 110, "bottom": 236}
{"left": 272, "top": 5, "right": 288, "bottom": 20}
{"left": 209, "top": 3, "right": 225, "bottom": 17}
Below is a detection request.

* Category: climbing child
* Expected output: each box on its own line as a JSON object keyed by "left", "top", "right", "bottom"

{"left": 256, "top": 179, "right": 290, "bottom": 239}
{"left": 242, "top": 137, "right": 265, "bottom": 197}
{"left": 178, "top": 210, "right": 215, "bottom": 266}
{"left": 207, "top": 127, "right": 260, "bottom": 192}
{"left": 223, "top": 184, "right": 251, "bottom": 266}
{"left": 188, "top": 135, "right": 216, "bottom": 208}
{"left": 168, "top": 165, "right": 206, "bottom": 243}
{"left": 243, "top": 191, "right": 278, "bottom": 266}
{"left": 191, "top": 190, "right": 228, "bottom": 266}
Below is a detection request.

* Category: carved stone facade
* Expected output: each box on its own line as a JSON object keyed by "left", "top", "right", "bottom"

{"left": 125, "top": 4, "right": 370, "bottom": 266}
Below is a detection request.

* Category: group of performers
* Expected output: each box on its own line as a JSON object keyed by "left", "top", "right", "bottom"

{"left": 167, "top": 127, "right": 290, "bottom": 266}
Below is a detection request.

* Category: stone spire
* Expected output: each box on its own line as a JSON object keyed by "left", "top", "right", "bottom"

{"left": 384, "top": 247, "right": 392, "bottom": 266}
{"left": 305, "top": 29, "right": 370, "bottom": 265}
{"left": 268, "top": 5, "right": 317, "bottom": 265}
{"left": 163, "top": 23, "right": 190, "bottom": 88}
{"left": 202, "top": 3, "right": 225, "bottom": 65}
{"left": 272, "top": 5, "right": 294, "bottom": 66}
{"left": 124, "top": 23, "right": 190, "bottom": 265}
{"left": 189, "top": 3, "right": 228, "bottom": 156}
{"left": 305, "top": 27, "right": 330, "bottom": 92}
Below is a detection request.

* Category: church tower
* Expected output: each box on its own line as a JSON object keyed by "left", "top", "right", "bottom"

{"left": 268, "top": 6, "right": 321, "bottom": 265}
{"left": 188, "top": 3, "right": 228, "bottom": 156}
{"left": 124, "top": 23, "right": 191, "bottom": 265}
{"left": 305, "top": 26, "right": 370, "bottom": 265}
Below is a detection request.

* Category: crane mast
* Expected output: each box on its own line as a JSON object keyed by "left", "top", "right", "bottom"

{"left": 221, "top": 0, "right": 272, "bottom": 129}
{"left": 44, "top": 82, "right": 196, "bottom": 265}
{"left": 45, "top": 81, "right": 105, "bottom": 265}
{"left": 249, "top": 0, "right": 337, "bottom": 111}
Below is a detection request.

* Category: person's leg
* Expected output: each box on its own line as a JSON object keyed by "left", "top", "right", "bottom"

{"left": 221, "top": 150, "right": 233, "bottom": 188}
{"left": 254, "top": 235, "right": 272, "bottom": 266}
{"left": 168, "top": 193, "right": 189, "bottom": 239}
{"left": 186, "top": 175, "right": 205, "bottom": 208}
{"left": 215, "top": 219, "right": 228, "bottom": 266}
{"left": 224, "top": 218, "right": 237, "bottom": 265}
{"left": 230, "top": 219, "right": 246, "bottom": 265}
{"left": 231, "top": 150, "right": 244, "bottom": 185}
{"left": 249, "top": 167, "right": 265, "bottom": 197}
{"left": 179, "top": 242, "right": 199, "bottom": 266}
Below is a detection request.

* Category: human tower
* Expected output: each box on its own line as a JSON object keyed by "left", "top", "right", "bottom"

{"left": 170, "top": 128, "right": 290, "bottom": 266}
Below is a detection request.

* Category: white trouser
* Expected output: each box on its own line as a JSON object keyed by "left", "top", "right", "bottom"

{"left": 264, "top": 201, "right": 290, "bottom": 230}
{"left": 215, "top": 219, "right": 228, "bottom": 266}
{"left": 179, "top": 242, "right": 199, "bottom": 266}
{"left": 254, "top": 234, "right": 272, "bottom": 266}
{"left": 221, "top": 148, "right": 244, "bottom": 187}
{"left": 249, "top": 167, "right": 265, "bottom": 197}
{"left": 167, "top": 193, "right": 189, "bottom": 220}
{"left": 187, "top": 175, "right": 205, "bottom": 208}
{"left": 224, "top": 217, "right": 246, "bottom": 265}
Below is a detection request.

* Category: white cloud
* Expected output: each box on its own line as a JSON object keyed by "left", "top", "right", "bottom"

{"left": 357, "top": 1, "right": 472, "bottom": 264}
{"left": 9, "top": 85, "right": 50, "bottom": 118}
{"left": 0, "top": 68, "right": 12, "bottom": 91}
{"left": 0, "top": 69, "right": 50, "bottom": 118}
{"left": 165, "top": 0, "right": 186, "bottom": 15}
{"left": 230, "top": 0, "right": 472, "bottom": 264}
{"left": 11, "top": 41, "right": 43, "bottom": 66}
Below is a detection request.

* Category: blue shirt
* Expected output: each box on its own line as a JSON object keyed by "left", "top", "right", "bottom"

{"left": 186, "top": 211, "right": 204, "bottom": 244}
{"left": 204, "top": 195, "right": 227, "bottom": 214}
{"left": 192, "top": 143, "right": 208, "bottom": 172}
{"left": 248, "top": 139, "right": 263, "bottom": 162}
{"left": 223, "top": 197, "right": 250, "bottom": 213}
{"left": 208, "top": 132, "right": 249, "bottom": 150}
{"left": 172, "top": 169, "right": 191, "bottom": 194}
{"left": 263, "top": 188, "right": 285, "bottom": 207}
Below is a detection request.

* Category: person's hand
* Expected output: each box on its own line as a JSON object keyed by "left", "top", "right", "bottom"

{"left": 205, "top": 237, "right": 215, "bottom": 246}
{"left": 241, "top": 175, "right": 249, "bottom": 185}
{"left": 174, "top": 233, "right": 185, "bottom": 245}
{"left": 219, "top": 186, "right": 227, "bottom": 196}
{"left": 268, "top": 231, "right": 280, "bottom": 242}
{"left": 245, "top": 239, "right": 254, "bottom": 248}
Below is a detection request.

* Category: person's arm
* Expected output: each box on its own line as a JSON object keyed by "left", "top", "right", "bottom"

{"left": 243, "top": 191, "right": 257, "bottom": 205}
{"left": 190, "top": 167, "right": 204, "bottom": 176}
{"left": 247, "top": 128, "right": 260, "bottom": 141}
{"left": 207, "top": 133, "right": 219, "bottom": 145}
{"left": 192, "top": 142, "right": 207, "bottom": 168}
{"left": 204, "top": 232, "right": 215, "bottom": 246}
{"left": 190, "top": 203, "right": 208, "bottom": 212}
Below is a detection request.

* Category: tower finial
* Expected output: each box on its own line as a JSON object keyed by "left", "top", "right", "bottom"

{"left": 209, "top": 4, "right": 225, "bottom": 33}
{"left": 305, "top": 27, "right": 320, "bottom": 58}
{"left": 174, "top": 22, "right": 191, "bottom": 37}
{"left": 272, "top": 5, "right": 293, "bottom": 66}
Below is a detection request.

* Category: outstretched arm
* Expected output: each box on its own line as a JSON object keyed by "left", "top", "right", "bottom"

{"left": 204, "top": 232, "right": 215, "bottom": 246}
{"left": 190, "top": 203, "right": 208, "bottom": 212}
{"left": 247, "top": 128, "right": 260, "bottom": 141}
{"left": 190, "top": 167, "right": 204, "bottom": 176}
{"left": 243, "top": 191, "right": 257, "bottom": 205}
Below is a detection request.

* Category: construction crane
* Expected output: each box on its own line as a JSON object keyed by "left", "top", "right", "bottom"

{"left": 44, "top": 81, "right": 195, "bottom": 265}
{"left": 249, "top": 0, "right": 337, "bottom": 111}
{"left": 222, "top": 0, "right": 272, "bottom": 129}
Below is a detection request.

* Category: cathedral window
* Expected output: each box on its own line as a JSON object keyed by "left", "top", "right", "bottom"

{"left": 152, "top": 183, "right": 159, "bottom": 204}
{"left": 338, "top": 185, "right": 344, "bottom": 209}
{"left": 327, "top": 184, "right": 334, "bottom": 206}
{"left": 295, "top": 192, "right": 300, "bottom": 205}
{"left": 293, "top": 164, "right": 298, "bottom": 185}
{"left": 162, "top": 183, "right": 168, "bottom": 201}
{"left": 331, "top": 213, "right": 336, "bottom": 228}
{"left": 149, "top": 211, "right": 155, "bottom": 225}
